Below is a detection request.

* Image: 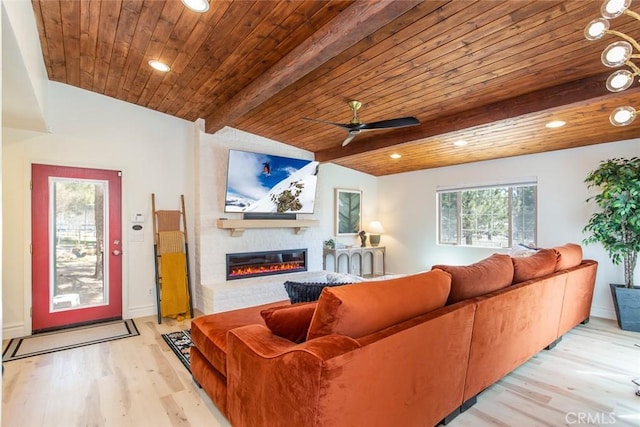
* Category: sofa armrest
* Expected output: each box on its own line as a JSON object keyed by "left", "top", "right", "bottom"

{"left": 226, "top": 324, "right": 361, "bottom": 427}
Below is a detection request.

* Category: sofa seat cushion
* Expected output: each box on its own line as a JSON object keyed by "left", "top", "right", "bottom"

{"left": 432, "top": 253, "right": 514, "bottom": 304}
{"left": 260, "top": 301, "right": 317, "bottom": 343}
{"left": 511, "top": 248, "right": 558, "bottom": 284}
{"left": 191, "top": 300, "right": 288, "bottom": 377}
{"left": 306, "top": 269, "right": 451, "bottom": 340}
{"left": 553, "top": 243, "right": 583, "bottom": 271}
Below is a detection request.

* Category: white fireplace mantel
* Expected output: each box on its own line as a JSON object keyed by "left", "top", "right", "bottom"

{"left": 216, "top": 219, "right": 320, "bottom": 237}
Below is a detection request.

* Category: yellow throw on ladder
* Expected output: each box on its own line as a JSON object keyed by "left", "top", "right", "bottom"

{"left": 151, "top": 193, "right": 194, "bottom": 323}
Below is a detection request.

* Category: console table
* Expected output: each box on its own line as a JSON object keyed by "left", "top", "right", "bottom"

{"left": 323, "top": 246, "right": 385, "bottom": 278}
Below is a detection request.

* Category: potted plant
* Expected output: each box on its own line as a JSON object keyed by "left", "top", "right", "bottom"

{"left": 583, "top": 157, "right": 640, "bottom": 332}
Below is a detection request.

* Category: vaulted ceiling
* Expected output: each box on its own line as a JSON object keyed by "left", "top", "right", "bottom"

{"left": 31, "top": 0, "right": 640, "bottom": 176}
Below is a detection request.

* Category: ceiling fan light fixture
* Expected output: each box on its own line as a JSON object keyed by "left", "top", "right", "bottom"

{"left": 148, "top": 60, "right": 170, "bottom": 72}
{"left": 606, "top": 69, "right": 635, "bottom": 91}
{"left": 601, "top": 0, "right": 632, "bottom": 19}
{"left": 584, "top": 18, "right": 610, "bottom": 40}
{"left": 601, "top": 41, "right": 633, "bottom": 67}
{"left": 610, "top": 106, "right": 637, "bottom": 125}
{"left": 545, "top": 120, "right": 566, "bottom": 128}
{"left": 181, "top": 0, "right": 210, "bottom": 13}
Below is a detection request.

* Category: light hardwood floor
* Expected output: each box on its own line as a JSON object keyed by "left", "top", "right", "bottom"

{"left": 2, "top": 316, "right": 639, "bottom": 427}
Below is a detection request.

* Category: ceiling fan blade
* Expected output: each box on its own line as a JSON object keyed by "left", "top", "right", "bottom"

{"left": 302, "top": 117, "right": 351, "bottom": 130}
{"left": 360, "top": 116, "right": 420, "bottom": 130}
{"left": 342, "top": 131, "right": 360, "bottom": 146}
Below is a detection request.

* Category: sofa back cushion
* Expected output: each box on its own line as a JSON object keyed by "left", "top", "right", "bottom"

{"left": 306, "top": 269, "right": 451, "bottom": 340}
{"left": 552, "top": 243, "right": 583, "bottom": 271}
{"left": 432, "top": 253, "right": 514, "bottom": 304}
{"left": 511, "top": 248, "right": 558, "bottom": 284}
{"left": 260, "top": 302, "right": 317, "bottom": 343}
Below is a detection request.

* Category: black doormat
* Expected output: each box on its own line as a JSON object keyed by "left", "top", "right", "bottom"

{"left": 162, "top": 329, "right": 192, "bottom": 372}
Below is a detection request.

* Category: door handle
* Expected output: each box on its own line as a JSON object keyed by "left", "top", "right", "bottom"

{"left": 112, "top": 249, "right": 121, "bottom": 256}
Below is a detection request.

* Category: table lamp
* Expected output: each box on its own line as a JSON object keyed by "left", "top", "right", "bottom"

{"left": 368, "top": 221, "right": 384, "bottom": 246}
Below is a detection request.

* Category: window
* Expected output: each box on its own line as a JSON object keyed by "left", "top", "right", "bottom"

{"left": 437, "top": 180, "right": 537, "bottom": 248}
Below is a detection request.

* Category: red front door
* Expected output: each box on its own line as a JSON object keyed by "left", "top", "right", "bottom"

{"left": 31, "top": 164, "right": 122, "bottom": 332}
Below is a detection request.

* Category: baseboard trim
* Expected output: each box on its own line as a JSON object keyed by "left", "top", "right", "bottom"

{"left": 2, "top": 322, "right": 27, "bottom": 339}
{"left": 126, "top": 303, "right": 157, "bottom": 320}
{"left": 590, "top": 305, "right": 615, "bottom": 320}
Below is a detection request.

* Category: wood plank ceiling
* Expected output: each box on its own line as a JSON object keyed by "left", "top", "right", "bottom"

{"left": 32, "top": 0, "right": 640, "bottom": 176}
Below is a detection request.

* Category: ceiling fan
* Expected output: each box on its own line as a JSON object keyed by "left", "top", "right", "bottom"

{"left": 303, "top": 101, "right": 420, "bottom": 146}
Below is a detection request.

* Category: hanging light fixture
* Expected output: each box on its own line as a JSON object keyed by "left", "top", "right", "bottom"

{"left": 584, "top": 0, "right": 640, "bottom": 126}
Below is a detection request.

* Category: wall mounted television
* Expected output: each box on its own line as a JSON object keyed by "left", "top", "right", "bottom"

{"left": 224, "top": 149, "right": 319, "bottom": 214}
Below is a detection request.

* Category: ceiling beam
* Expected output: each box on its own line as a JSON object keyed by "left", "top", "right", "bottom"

{"left": 314, "top": 72, "right": 633, "bottom": 162}
{"left": 204, "top": 0, "right": 422, "bottom": 134}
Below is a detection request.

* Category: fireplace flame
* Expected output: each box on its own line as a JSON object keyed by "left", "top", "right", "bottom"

{"left": 230, "top": 262, "right": 304, "bottom": 277}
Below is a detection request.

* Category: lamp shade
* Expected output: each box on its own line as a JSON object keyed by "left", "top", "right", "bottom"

{"left": 369, "top": 221, "right": 385, "bottom": 234}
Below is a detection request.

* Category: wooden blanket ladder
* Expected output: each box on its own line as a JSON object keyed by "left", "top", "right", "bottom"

{"left": 152, "top": 193, "right": 194, "bottom": 323}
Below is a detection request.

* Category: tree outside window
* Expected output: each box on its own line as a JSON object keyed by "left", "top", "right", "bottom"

{"left": 438, "top": 183, "right": 537, "bottom": 248}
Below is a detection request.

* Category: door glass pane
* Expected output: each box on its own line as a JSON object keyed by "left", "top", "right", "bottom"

{"left": 51, "top": 178, "right": 108, "bottom": 312}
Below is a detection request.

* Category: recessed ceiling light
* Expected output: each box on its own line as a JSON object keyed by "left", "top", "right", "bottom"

{"left": 182, "top": 0, "right": 210, "bottom": 12}
{"left": 453, "top": 140, "right": 468, "bottom": 147}
{"left": 390, "top": 153, "right": 402, "bottom": 159}
{"left": 148, "top": 60, "right": 170, "bottom": 72}
{"left": 545, "top": 120, "right": 566, "bottom": 129}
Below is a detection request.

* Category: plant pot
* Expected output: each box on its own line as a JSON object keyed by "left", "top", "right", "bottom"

{"left": 610, "top": 283, "right": 640, "bottom": 332}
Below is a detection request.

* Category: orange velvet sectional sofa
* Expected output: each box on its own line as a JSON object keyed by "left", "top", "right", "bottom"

{"left": 190, "top": 243, "right": 596, "bottom": 426}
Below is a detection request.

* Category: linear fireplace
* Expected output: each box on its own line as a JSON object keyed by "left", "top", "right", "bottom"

{"left": 226, "top": 249, "right": 307, "bottom": 280}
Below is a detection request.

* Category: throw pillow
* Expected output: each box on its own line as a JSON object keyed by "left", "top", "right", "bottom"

{"left": 283, "top": 281, "right": 351, "bottom": 304}
{"left": 552, "top": 243, "right": 583, "bottom": 271}
{"left": 511, "top": 248, "right": 558, "bottom": 284}
{"left": 306, "top": 269, "right": 451, "bottom": 340}
{"left": 432, "top": 253, "right": 514, "bottom": 304}
{"left": 260, "top": 302, "right": 317, "bottom": 344}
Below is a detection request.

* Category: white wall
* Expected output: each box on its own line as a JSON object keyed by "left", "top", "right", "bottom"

{"left": 316, "top": 163, "right": 379, "bottom": 248}
{"left": 378, "top": 138, "right": 640, "bottom": 319}
{"left": 2, "top": 82, "right": 195, "bottom": 337}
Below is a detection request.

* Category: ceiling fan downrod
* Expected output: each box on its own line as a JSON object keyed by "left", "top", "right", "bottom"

{"left": 348, "top": 100, "right": 363, "bottom": 125}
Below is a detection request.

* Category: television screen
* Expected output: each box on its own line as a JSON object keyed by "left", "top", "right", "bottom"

{"left": 224, "top": 149, "right": 319, "bottom": 214}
